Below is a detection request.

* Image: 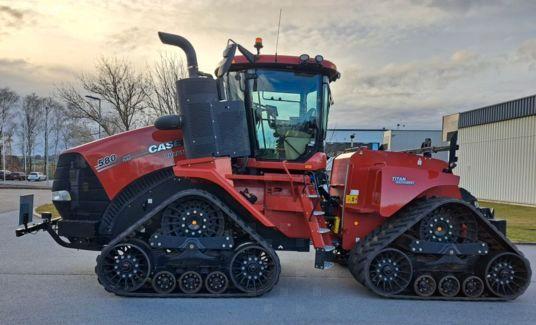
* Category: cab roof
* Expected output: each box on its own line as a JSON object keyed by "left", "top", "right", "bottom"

{"left": 230, "top": 55, "right": 340, "bottom": 81}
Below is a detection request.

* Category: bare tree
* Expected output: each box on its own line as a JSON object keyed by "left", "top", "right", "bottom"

{"left": 0, "top": 87, "right": 19, "bottom": 172}
{"left": 145, "top": 53, "right": 186, "bottom": 118}
{"left": 20, "top": 94, "right": 43, "bottom": 171}
{"left": 41, "top": 97, "right": 65, "bottom": 177}
{"left": 57, "top": 57, "right": 149, "bottom": 136}
{"left": 48, "top": 100, "right": 69, "bottom": 158}
{"left": 61, "top": 119, "right": 94, "bottom": 150}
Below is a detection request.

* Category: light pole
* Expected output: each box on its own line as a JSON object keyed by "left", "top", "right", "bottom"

{"left": 85, "top": 95, "right": 102, "bottom": 139}
{"left": 1, "top": 126, "right": 5, "bottom": 182}
{"left": 44, "top": 104, "right": 49, "bottom": 182}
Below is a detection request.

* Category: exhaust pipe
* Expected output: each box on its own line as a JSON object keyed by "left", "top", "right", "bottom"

{"left": 158, "top": 32, "right": 199, "bottom": 77}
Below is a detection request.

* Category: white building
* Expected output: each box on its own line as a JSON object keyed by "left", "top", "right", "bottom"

{"left": 382, "top": 129, "right": 449, "bottom": 161}
{"left": 445, "top": 94, "right": 536, "bottom": 206}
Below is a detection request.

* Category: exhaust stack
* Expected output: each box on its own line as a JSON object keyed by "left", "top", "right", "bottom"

{"left": 158, "top": 32, "right": 199, "bottom": 77}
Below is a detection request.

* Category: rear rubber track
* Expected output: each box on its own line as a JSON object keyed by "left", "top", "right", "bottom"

{"left": 348, "top": 197, "right": 531, "bottom": 301}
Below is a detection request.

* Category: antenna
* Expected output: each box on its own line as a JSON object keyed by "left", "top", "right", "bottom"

{"left": 275, "top": 8, "right": 282, "bottom": 62}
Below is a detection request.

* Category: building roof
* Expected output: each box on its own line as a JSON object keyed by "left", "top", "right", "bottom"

{"left": 325, "top": 129, "right": 384, "bottom": 143}
{"left": 459, "top": 94, "right": 536, "bottom": 128}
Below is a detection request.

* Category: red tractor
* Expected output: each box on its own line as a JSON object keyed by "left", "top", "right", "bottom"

{"left": 17, "top": 32, "right": 530, "bottom": 300}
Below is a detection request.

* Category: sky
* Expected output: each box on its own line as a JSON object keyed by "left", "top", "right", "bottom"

{"left": 1, "top": 0, "right": 535, "bottom": 130}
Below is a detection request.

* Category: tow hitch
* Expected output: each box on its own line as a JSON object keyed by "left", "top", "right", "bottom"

{"left": 15, "top": 195, "right": 72, "bottom": 249}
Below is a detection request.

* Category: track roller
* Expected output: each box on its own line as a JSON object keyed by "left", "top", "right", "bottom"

{"left": 438, "top": 275, "right": 460, "bottom": 297}
{"left": 205, "top": 271, "right": 229, "bottom": 294}
{"left": 178, "top": 271, "right": 203, "bottom": 294}
{"left": 462, "top": 275, "right": 484, "bottom": 298}
{"left": 152, "top": 271, "right": 177, "bottom": 294}
{"left": 413, "top": 274, "right": 436, "bottom": 297}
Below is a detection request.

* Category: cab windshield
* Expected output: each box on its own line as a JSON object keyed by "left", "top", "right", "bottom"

{"left": 226, "top": 69, "right": 330, "bottom": 160}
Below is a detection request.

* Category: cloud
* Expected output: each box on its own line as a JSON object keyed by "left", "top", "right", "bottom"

{"left": 0, "top": 58, "right": 77, "bottom": 95}
{"left": 517, "top": 39, "right": 536, "bottom": 69}
{"left": 1, "top": 0, "right": 536, "bottom": 130}
{"left": 0, "top": 4, "right": 35, "bottom": 39}
{"left": 0, "top": 5, "right": 24, "bottom": 21}
{"left": 106, "top": 27, "right": 154, "bottom": 52}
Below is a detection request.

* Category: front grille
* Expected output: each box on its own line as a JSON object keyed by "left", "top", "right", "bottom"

{"left": 53, "top": 153, "right": 110, "bottom": 221}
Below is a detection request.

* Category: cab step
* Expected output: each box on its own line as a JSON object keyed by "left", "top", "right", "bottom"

{"left": 323, "top": 245, "right": 335, "bottom": 252}
{"left": 318, "top": 227, "right": 331, "bottom": 234}
{"left": 314, "top": 247, "right": 336, "bottom": 269}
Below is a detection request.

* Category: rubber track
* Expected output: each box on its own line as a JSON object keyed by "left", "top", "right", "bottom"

{"left": 348, "top": 197, "right": 531, "bottom": 301}
{"left": 97, "top": 188, "right": 281, "bottom": 298}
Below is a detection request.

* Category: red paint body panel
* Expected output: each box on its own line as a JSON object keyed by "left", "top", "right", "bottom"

{"left": 67, "top": 128, "right": 462, "bottom": 251}
{"left": 233, "top": 55, "right": 337, "bottom": 72}
{"left": 66, "top": 126, "right": 185, "bottom": 199}
{"left": 331, "top": 148, "right": 462, "bottom": 250}
{"left": 245, "top": 152, "right": 327, "bottom": 171}
{"left": 232, "top": 55, "right": 339, "bottom": 80}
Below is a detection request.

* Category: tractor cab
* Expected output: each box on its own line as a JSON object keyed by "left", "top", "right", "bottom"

{"left": 222, "top": 53, "right": 339, "bottom": 161}
{"left": 155, "top": 33, "right": 339, "bottom": 165}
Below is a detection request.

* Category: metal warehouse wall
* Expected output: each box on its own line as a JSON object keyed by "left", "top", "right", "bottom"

{"left": 456, "top": 115, "right": 536, "bottom": 205}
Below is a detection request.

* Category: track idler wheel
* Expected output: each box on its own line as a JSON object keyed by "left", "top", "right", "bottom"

{"left": 205, "top": 271, "right": 229, "bottom": 294}
{"left": 484, "top": 252, "right": 531, "bottom": 299}
{"left": 462, "top": 275, "right": 484, "bottom": 298}
{"left": 413, "top": 274, "right": 436, "bottom": 297}
{"left": 230, "top": 243, "right": 280, "bottom": 295}
{"left": 365, "top": 248, "right": 413, "bottom": 296}
{"left": 178, "top": 271, "right": 203, "bottom": 294}
{"left": 152, "top": 271, "right": 177, "bottom": 294}
{"left": 438, "top": 275, "right": 460, "bottom": 297}
{"left": 96, "top": 241, "right": 152, "bottom": 293}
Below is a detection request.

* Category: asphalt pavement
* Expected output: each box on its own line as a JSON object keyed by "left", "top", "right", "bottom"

{"left": 0, "top": 189, "right": 535, "bottom": 324}
{"left": 0, "top": 189, "right": 51, "bottom": 213}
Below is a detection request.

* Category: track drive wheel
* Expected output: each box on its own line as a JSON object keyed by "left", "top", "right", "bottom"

{"left": 96, "top": 241, "right": 152, "bottom": 293}
{"left": 419, "top": 207, "right": 477, "bottom": 242}
{"left": 152, "top": 271, "right": 177, "bottom": 294}
{"left": 365, "top": 248, "right": 413, "bottom": 296}
{"left": 484, "top": 253, "right": 531, "bottom": 299}
{"left": 413, "top": 274, "right": 436, "bottom": 297}
{"left": 230, "top": 243, "right": 280, "bottom": 295}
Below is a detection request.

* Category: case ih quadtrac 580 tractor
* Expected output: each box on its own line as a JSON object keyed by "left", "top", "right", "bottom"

{"left": 17, "top": 32, "right": 531, "bottom": 300}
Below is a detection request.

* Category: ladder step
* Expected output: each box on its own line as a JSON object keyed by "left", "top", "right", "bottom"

{"left": 312, "top": 211, "right": 325, "bottom": 216}
{"left": 323, "top": 245, "right": 335, "bottom": 252}
{"left": 318, "top": 227, "right": 331, "bottom": 234}
{"left": 323, "top": 261, "right": 334, "bottom": 270}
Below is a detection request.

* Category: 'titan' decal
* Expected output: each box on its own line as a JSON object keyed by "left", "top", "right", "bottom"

{"left": 392, "top": 176, "right": 415, "bottom": 185}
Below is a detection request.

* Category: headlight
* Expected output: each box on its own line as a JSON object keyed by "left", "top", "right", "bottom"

{"left": 52, "top": 190, "right": 71, "bottom": 202}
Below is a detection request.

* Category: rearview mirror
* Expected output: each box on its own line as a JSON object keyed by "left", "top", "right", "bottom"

{"left": 215, "top": 43, "right": 237, "bottom": 78}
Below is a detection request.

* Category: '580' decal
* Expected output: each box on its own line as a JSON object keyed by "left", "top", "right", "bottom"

{"left": 95, "top": 154, "right": 117, "bottom": 170}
